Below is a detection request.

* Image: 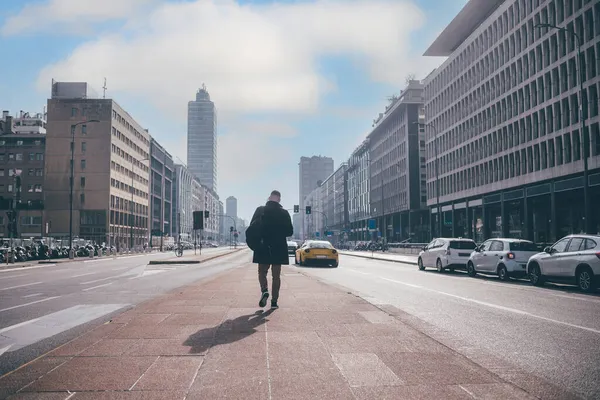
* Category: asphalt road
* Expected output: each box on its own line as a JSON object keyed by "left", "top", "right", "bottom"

{"left": 295, "top": 254, "right": 600, "bottom": 400}
{"left": 0, "top": 247, "right": 250, "bottom": 376}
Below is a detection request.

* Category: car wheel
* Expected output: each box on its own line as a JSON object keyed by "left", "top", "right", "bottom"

{"left": 529, "top": 263, "right": 544, "bottom": 286}
{"left": 332, "top": 261, "right": 339, "bottom": 268}
{"left": 436, "top": 259, "right": 444, "bottom": 273}
{"left": 418, "top": 257, "right": 425, "bottom": 271}
{"left": 576, "top": 266, "right": 595, "bottom": 293}
{"left": 497, "top": 265, "right": 509, "bottom": 281}
{"left": 466, "top": 261, "right": 476, "bottom": 277}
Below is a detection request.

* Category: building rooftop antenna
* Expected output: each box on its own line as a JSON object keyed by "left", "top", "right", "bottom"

{"left": 102, "top": 78, "right": 108, "bottom": 99}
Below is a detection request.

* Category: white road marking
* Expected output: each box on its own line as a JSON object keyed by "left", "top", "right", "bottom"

{"left": 380, "top": 277, "right": 423, "bottom": 288}
{"left": 0, "top": 273, "right": 28, "bottom": 280}
{"left": 0, "top": 304, "right": 129, "bottom": 353}
{"left": 549, "top": 293, "right": 600, "bottom": 304}
{"left": 84, "top": 258, "right": 116, "bottom": 263}
{"left": 0, "top": 264, "right": 55, "bottom": 273}
{"left": 0, "top": 296, "right": 61, "bottom": 313}
{"left": 0, "top": 317, "right": 42, "bottom": 334}
{"left": 82, "top": 282, "right": 113, "bottom": 291}
{"left": 377, "top": 276, "right": 600, "bottom": 335}
{"left": 22, "top": 293, "right": 43, "bottom": 298}
{"left": 346, "top": 269, "right": 372, "bottom": 276}
{"left": 0, "top": 281, "right": 43, "bottom": 291}
{"left": 0, "top": 344, "right": 14, "bottom": 357}
{"left": 80, "top": 276, "right": 115, "bottom": 285}
{"left": 71, "top": 271, "right": 100, "bottom": 278}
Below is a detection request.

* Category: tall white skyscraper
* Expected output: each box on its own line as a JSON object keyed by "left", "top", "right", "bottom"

{"left": 226, "top": 196, "right": 238, "bottom": 219}
{"left": 187, "top": 84, "right": 217, "bottom": 192}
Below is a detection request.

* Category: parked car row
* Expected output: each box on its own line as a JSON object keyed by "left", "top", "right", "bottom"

{"left": 417, "top": 234, "right": 600, "bottom": 293}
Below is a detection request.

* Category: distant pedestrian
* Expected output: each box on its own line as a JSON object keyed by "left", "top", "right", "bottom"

{"left": 246, "top": 190, "right": 293, "bottom": 309}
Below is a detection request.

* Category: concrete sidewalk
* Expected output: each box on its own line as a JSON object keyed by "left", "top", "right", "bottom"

{"left": 340, "top": 250, "right": 419, "bottom": 265}
{"left": 1, "top": 266, "right": 544, "bottom": 399}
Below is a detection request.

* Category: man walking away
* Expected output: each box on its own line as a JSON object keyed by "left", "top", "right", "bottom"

{"left": 247, "top": 190, "right": 293, "bottom": 309}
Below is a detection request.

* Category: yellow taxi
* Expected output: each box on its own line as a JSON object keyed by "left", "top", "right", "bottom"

{"left": 295, "top": 240, "right": 339, "bottom": 268}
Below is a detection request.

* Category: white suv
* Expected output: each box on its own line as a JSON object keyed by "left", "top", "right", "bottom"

{"left": 527, "top": 234, "right": 600, "bottom": 293}
{"left": 467, "top": 239, "right": 539, "bottom": 281}
{"left": 418, "top": 238, "right": 477, "bottom": 272}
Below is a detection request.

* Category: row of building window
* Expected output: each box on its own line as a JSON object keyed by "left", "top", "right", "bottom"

{"left": 110, "top": 194, "right": 149, "bottom": 216}
{"left": 111, "top": 126, "right": 149, "bottom": 161}
{"left": 110, "top": 177, "right": 149, "bottom": 201}
{"left": 0, "top": 169, "right": 43, "bottom": 177}
{"left": 426, "top": 84, "right": 600, "bottom": 181}
{"left": 427, "top": 122, "right": 600, "bottom": 199}
{"left": 0, "top": 139, "right": 43, "bottom": 146}
{"left": 111, "top": 109, "right": 150, "bottom": 148}
{"left": 0, "top": 153, "right": 44, "bottom": 162}
{"left": 0, "top": 184, "right": 42, "bottom": 193}
{"left": 427, "top": 0, "right": 597, "bottom": 97}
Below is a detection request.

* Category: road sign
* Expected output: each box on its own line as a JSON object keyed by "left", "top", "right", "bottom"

{"left": 315, "top": 232, "right": 320, "bottom": 237}
{"left": 368, "top": 219, "right": 376, "bottom": 230}
{"left": 326, "top": 231, "right": 333, "bottom": 237}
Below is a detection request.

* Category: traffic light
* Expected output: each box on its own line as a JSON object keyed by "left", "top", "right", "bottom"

{"left": 230, "top": 226, "right": 234, "bottom": 232}
{"left": 294, "top": 205, "right": 299, "bottom": 213}
{"left": 193, "top": 211, "right": 204, "bottom": 230}
{"left": 204, "top": 210, "right": 209, "bottom": 219}
{"left": 305, "top": 206, "right": 311, "bottom": 215}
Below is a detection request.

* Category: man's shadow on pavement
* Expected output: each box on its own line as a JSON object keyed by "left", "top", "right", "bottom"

{"left": 184, "top": 309, "right": 275, "bottom": 354}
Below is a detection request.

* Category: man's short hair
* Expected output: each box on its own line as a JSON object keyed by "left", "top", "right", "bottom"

{"left": 271, "top": 190, "right": 281, "bottom": 197}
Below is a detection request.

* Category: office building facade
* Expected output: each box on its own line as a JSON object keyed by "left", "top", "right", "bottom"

{"left": 44, "top": 82, "right": 151, "bottom": 248}
{"left": 347, "top": 140, "right": 371, "bottom": 240}
{"left": 298, "top": 155, "right": 334, "bottom": 238}
{"left": 187, "top": 85, "right": 217, "bottom": 192}
{"left": 366, "top": 80, "right": 429, "bottom": 242}
{"left": 172, "top": 163, "right": 220, "bottom": 241}
{"left": 0, "top": 111, "right": 46, "bottom": 239}
{"left": 423, "top": 0, "right": 600, "bottom": 243}
{"left": 226, "top": 196, "right": 237, "bottom": 219}
{"left": 149, "top": 138, "right": 173, "bottom": 248}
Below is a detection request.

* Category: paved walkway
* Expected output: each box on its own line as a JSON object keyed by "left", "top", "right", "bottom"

{"left": 1, "top": 265, "right": 538, "bottom": 399}
{"left": 340, "top": 250, "right": 419, "bottom": 265}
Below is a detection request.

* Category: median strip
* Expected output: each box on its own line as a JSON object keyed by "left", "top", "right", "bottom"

{"left": 340, "top": 251, "right": 418, "bottom": 265}
{"left": 148, "top": 248, "right": 244, "bottom": 265}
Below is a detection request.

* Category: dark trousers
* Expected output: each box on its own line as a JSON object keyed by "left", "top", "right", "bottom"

{"left": 258, "top": 264, "right": 281, "bottom": 301}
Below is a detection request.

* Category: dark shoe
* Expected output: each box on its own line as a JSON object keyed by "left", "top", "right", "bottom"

{"left": 259, "top": 291, "right": 269, "bottom": 307}
{"left": 271, "top": 301, "right": 279, "bottom": 309}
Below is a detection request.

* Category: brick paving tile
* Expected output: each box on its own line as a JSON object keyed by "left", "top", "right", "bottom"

{"left": 351, "top": 384, "right": 474, "bottom": 400}
{"left": 3, "top": 265, "right": 546, "bottom": 400}
{"left": 21, "top": 357, "right": 156, "bottom": 392}
{"left": 124, "top": 339, "right": 198, "bottom": 356}
{"left": 50, "top": 323, "right": 126, "bottom": 357}
{"left": 332, "top": 352, "right": 402, "bottom": 387}
{"left": 378, "top": 352, "right": 500, "bottom": 385}
{"left": 79, "top": 339, "right": 141, "bottom": 357}
{"left": 0, "top": 357, "right": 70, "bottom": 399}
{"left": 132, "top": 356, "right": 203, "bottom": 391}
{"left": 7, "top": 393, "right": 71, "bottom": 400}
{"left": 71, "top": 391, "right": 186, "bottom": 399}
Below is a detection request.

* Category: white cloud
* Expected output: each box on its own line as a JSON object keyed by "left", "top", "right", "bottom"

{"left": 1, "top": 0, "right": 156, "bottom": 36}
{"left": 6, "top": 0, "right": 448, "bottom": 217}
{"left": 31, "top": 0, "right": 435, "bottom": 117}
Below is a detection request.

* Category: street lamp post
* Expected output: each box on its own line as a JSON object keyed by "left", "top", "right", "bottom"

{"left": 414, "top": 121, "right": 441, "bottom": 238}
{"left": 68, "top": 120, "right": 99, "bottom": 259}
{"left": 535, "top": 23, "right": 590, "bottom": 233}
{"left": 130, "top": 157, "right": 149, "bottom": 251}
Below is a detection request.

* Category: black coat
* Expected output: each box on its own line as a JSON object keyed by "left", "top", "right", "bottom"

{"left": 251, "top": 201, "right": 293, "bottom": 265}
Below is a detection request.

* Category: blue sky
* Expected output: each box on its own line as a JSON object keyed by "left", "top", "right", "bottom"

{"left": 1, "top": 0, "right": 466, "bottom": 220}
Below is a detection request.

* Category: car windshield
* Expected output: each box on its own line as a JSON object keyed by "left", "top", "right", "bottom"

{"left": 449, "top": 241, "right": 476, "bottom": 250}
{"left": 309, "top": 242, "right": 333, "bottom": 249}
{"left": 509, "top": 242, "right": 538, "bottom": 251}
